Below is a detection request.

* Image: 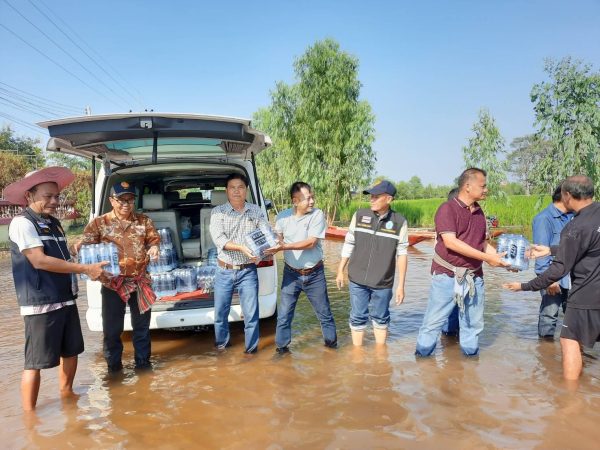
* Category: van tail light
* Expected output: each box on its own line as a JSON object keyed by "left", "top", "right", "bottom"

{"left": 257, "top": 259, "right": 274, "bottom": 268}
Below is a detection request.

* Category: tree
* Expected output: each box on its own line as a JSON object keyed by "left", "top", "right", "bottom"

{"left": 61, "top": 169, "right": 92, "bottom": 221}
{"left": 506, "top": 134, "right": 552, "bottom": 195}
{"left": 462, "top": 109, "right": 508, "bottom": 200}
{"left": 0, "top": 125, "right": 45, "bottom": 172}
{"left": 46, "top": 152, "right": 92, "bottom": 171}
{"left": 0, "top": 151, "right": 30, "bottom": 193}
{"left": 254, "top": 39, "right": 376, "bottom": 223}
{"left": 530, "top": 57, "right": 600, "bottom": 194}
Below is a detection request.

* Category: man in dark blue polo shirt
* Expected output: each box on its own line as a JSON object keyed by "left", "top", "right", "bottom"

{"left": 415, "top": 168, "right": 509, "bottom": 357}
{"left": 532, "top": 185, "right": 573, "bottom": 338}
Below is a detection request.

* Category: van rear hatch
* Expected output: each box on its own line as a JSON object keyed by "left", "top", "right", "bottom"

{"left": 38, "top": 113, "right": 271, "bottom": 163}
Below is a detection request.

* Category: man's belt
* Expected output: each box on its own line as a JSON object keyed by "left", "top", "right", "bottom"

{"left": 218, "top": 259, "right": 256, "bottom": 270}
{"left": 285, "top": 260, "right": 323, "bottom": 276}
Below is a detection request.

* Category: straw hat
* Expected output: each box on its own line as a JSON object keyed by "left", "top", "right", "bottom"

{"left": 4, "top": 166, "right": 75, "bottom": 206}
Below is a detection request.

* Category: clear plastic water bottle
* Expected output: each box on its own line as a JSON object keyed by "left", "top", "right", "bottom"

{"left": 163, "top": 272, "right": 176, "bottom": 297}
{"left": 496, "top": 234, "right": 510, "bottom": 256}
{"left": 513, "top": 236, "right": 530, "bottom": 271}
{"left": 206, "top": 247, "right": 218, "bottom": 266}
{"left": 260, "top": 222, "right": 279, "bottom": 248}
{"left": 106, "top": 242, "right": 121, "bottom": 276}
{"left": 151, "top": 273, "right": 162, "bottom": 298}
{"left": 79, "top": 245, "right": 91, "bottom": 280}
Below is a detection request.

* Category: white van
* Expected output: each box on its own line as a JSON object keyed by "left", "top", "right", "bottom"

{"left": 39, "top": 113, "right": 278, "bottom": 331}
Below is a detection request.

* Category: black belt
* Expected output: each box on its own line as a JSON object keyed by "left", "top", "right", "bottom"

{"left": 285, "top": 260, "right": 323, "bottom": 275}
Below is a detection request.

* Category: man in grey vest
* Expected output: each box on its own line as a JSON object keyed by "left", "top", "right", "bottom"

{"left": 6, "top": 167, "right": 106, "bottom": 411}
{"left": 336, "top": 180, "right": 408, "bottom": 346}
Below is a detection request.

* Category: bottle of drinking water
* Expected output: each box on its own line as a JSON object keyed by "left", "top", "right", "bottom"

{"left": 259, "top": 222, "right": 278, "bottom": 248}
{"left": 151, "top": 273, "right": 162, "bottom": 298}
{"left": 496, "top": 234, "right": 509, "bottom": 256}
{"left": 107, "top": 242, "right": 121, "bottom": 276}
{"left": 513, "top": 236, "right": 530, "bottom": 271}
{"left": 79, "top": 245, "right": 91, "bottom": 280}
{"left": 163, "top": 272, "right": 176, "bottom": 297}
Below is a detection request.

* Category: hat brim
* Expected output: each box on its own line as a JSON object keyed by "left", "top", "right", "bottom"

{"left": 4, "top": 167, "right": 75, "bottom": 206}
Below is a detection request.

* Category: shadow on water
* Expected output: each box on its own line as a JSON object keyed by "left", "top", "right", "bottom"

{"left": 1, "top": 241, "right": 599, "bottom": 449}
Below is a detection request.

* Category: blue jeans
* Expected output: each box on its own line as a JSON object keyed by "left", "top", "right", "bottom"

{"left": 348, "top": 281, "right": 392, "bottom": 330}
{"left": 416, "top": 273, "right": 485, "bottom": 356}
{"left": 443, "top": 306, "right": 460, "bottom": 335}
{"left": 276, "top": 264, "right": 337, "bottom": 349}
{"left": 214, "top": 265, "right": 259, "bottom": 352}
{"left": 538, "top": 287, "right": 568, "bottom": 337}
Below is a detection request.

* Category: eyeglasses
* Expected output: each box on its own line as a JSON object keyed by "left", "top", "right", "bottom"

{"left": 111, "top": 196, "right": 136, "bottom": 206}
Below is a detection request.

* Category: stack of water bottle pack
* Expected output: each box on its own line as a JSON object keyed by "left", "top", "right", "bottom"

{"left": 148, "top": 228, "right": 180, "bottom": 299}
{"left": 245, "top": 222, "right": 279, "bottom": 258}
{"left": 496, "top": 234, "right": 530, "bottom": 271}
{"left": 79, "top": 242, "right": 120, "bottom": 280}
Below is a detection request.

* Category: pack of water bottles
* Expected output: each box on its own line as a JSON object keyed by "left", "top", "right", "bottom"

{"left": 205, "top": 247, "right": 218, "bottom": 266}
{"left": 172, "top": 267, "right": 198, "bottom": 293}
{"left": 147, "top": 228, "right": 178, "bottom": 274}
{"left": 496, "top": 234, "right": 530, "bottom": 271}
{"left": 79, "top": 242, "right": 120, "bottom": 280}
{"left": 197, "top": 266, "right": 217, "bottom": 292}
{"left": 244, "top": 222, "right": 279, "bottom": 258}
{"left": 150, "top": 272, "right": 177, "bottom": 298}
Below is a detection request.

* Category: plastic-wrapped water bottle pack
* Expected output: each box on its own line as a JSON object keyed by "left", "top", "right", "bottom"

{"left": 496, "top": 234, "right": 530, "bottom": 271}
{"left": 79, "top": 242, "right": 120, "bottom": 280}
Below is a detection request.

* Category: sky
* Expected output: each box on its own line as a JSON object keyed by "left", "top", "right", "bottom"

{"left": 1, "top": 0, "right": 599, "bottom": 185}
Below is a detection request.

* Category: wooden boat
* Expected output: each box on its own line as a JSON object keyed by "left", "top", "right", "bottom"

{"left": 325, "top": 226, "right": 436, "bottom": 246}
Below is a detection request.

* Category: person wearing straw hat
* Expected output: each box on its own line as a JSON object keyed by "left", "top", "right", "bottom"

{"left": 6, "top": 166, "right": 107, "bottom": 411}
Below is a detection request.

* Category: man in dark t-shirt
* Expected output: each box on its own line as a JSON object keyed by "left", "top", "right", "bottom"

{"left": 504, "top": 175, "right": 600, "bottom": 380}
{"left": 415, "top": 168, "right": 509, "bottom": 357}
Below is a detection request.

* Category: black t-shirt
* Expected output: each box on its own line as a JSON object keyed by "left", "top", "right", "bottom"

{"left": 522, "top": 202, "right": 600, "bottom": 309}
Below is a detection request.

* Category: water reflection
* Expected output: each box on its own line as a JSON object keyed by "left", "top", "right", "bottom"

{"left": 1, "top": 240, "right": 599, "bottom": 448}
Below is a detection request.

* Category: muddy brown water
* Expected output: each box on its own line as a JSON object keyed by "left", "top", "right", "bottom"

{"left": 1, "top": 241, "right": 599, "bottom": 449}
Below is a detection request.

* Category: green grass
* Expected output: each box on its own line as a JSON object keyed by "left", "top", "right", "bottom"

{"left": 338, "top": 195, "right": 551, "bottom": 229}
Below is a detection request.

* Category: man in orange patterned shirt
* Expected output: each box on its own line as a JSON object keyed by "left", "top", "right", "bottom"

{"left": 79, "top": 181, "right": 160, "bottom": 372}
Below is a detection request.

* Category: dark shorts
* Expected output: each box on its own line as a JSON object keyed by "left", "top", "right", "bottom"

{"left": 560, "top": 307, "right": 600, "bottom": 348}
{"left": 23, "top": 304, "right": 85, "bottom": 370}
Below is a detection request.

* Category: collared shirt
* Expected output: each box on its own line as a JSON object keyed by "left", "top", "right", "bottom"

{"left": 532, "top": 203, "right": 573, "bottom": 288}
{"left": 81, "top": 211, "right": 160, "bottom": 279}
{"left": 522, "top": 202, "right": 600, "bottom": 309}
{"left": 209, "top": 202, "right": 268, "bottom": 265}
{"left": 431, "top": 198, "right": 487, "bottom": 277}
{"left": 275, "top": 207, "right": 326, "bottom": 269}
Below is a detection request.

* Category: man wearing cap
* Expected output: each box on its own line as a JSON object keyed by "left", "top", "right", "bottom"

{"left": 78, "top": 181, "right": 160, "bottom": 372}
{"left": 336, "top": 180, "right": 409, "bottom": 346}
{"left": 415, "top": 168, "right": 509, "bottom": 357}
{"left": 6, "top": 167, "right": 106, "bottom": 411}
{"left": 265, "top": 181, "right": 338, "bottom": 353}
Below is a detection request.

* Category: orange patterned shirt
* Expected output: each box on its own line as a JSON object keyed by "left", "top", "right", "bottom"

{"left": 81, "top": 211, "right": 160, "bottom": 278}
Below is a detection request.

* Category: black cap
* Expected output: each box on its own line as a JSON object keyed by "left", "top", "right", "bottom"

{"left": 110, "top": 181, "right": 136, "bottom": 197}
{"left": 363, "top": 180, "right": 396, "bottom": 197}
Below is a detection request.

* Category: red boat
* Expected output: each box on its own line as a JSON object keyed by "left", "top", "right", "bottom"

{"left": 325, "top": 226, "right": 435, "bottom": 246}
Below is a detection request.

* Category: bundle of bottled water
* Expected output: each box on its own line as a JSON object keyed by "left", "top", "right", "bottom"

{"left": 79, "top": 242, "right": 120, "bottom": 280}
{"left": 496, "top": 234, "right": 530, "bottom": 271}
{"left": 244, "top": 222, "right": 279, "bottom": 258}
{"left": 172, "top": 267, "right": 198, "bottom": 293}
{"left": 197, "top": 266, "right": 217, "bottom": 292}
{"left": 150, "top": 272, "right": 177, "bottom": 298}
{"left": 148, "top": 228, "right": 178, "bottom": 273}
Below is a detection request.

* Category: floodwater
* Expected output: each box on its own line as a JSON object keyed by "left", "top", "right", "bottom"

{"left": 1, "top": 240, "right": 599, "bottom": 449}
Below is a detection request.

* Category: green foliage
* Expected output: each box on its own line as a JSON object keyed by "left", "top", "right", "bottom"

{"left": 254, "top": 39, "right": 376, "bottom": 223}
{"left": 339, "top": 195, "right": 549, "bottom": 228}
{"left": 530, "top": 57, "right": 600, "bottom": 194}
{"left": 506, "top": 135, "right": 552, "bottom": 195}
{"left": 462, "top": 109, "right": 508, "bottom": 200}
{"left": 46, "top": 152, "right": 92, "bottom": 171}
{"left": 0, "top": 125, "right": 45, "bottom": 172}
{"left": 61, "top": 170, "right": 92, "bottom": 222}
{"left": 0, "top": 151, "right": 30, "bottom": 191}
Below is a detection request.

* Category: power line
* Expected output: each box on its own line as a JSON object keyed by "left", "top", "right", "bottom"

{"left": 0, "top": 88, "right": 80, "bottom": 116}
{"left": 0, "top": 81, "right": 82, "bottom": 113}
{"left": 2, "top": 0, "right": 131, "bottom": 110}
{"left": 0, "top": 96, "right": 52, "bottom": 118}
{"left": 28, "top": 0, "right": 144, "bottom": 109}
{"left": 0, "top": 22, "right": 126, "bottom": 110}
{"left": 0, "top": 111, "right": 48, "bottom": 135}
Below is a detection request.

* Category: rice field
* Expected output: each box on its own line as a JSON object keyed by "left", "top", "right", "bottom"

{"left": 338, "top": 195, "right": 551, "bottom": 229}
